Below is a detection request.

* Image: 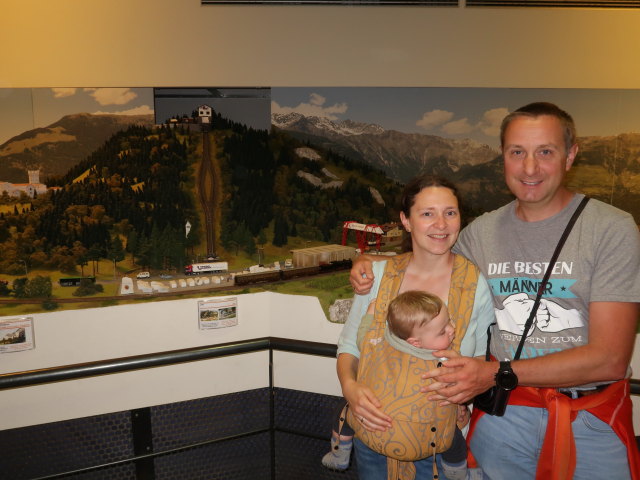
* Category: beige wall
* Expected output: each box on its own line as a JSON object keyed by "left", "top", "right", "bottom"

{"left": 2, "top": 1, "right": 640, "bottom": 89}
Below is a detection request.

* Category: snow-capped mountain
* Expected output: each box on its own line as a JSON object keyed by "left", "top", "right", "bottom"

{"left": 272, "top": 113, "right": 385, "bottom": 137}
{"left": 272, "top": 112, "right": 499, "bottom": 184}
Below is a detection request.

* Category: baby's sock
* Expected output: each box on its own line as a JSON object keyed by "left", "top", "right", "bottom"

{"left": 441, "top": 460, "right": 468, "bottom": 480}
{"left": 321, "top": 434, "right": 353, "bottom": 471}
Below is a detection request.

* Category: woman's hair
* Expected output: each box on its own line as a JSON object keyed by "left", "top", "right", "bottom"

{"left": 387, "top": 290, "right": 443, "bottom": 341}
{"left": 399, "top": 174, "right": 461, "bottom": 252}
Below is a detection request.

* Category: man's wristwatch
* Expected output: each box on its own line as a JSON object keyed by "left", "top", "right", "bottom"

{"left": 495, "top": 360, "right": 518, "bottom": 391}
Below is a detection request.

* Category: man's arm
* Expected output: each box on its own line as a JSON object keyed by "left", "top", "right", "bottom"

{"left": 349, "top": 254, "right": 382, "bottom": 295}
{"left": 424, "top": 301, "right": 638, "bottom": 404}
{"left": 511, "top": 301, "right": 637, "bottom": 386}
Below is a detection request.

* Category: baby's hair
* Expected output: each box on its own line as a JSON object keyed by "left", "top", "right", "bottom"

{"left": 387, "top": 290, "right": 443, "bottom": 340}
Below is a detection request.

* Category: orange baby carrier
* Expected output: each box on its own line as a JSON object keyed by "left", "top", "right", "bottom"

{"left": 346, "top": 253, "right": 479, "bottom": 479}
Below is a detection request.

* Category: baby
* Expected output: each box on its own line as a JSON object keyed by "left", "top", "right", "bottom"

{"left": 323, "top": 291, "right": 471, "bottom": 480}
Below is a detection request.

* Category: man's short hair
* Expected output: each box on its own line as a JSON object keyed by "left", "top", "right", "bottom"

{"left": 387, "top": 290, "right": 443, "bottom": 340}
{"left": 500, "top": 102, "right": 577, "bottom": 152}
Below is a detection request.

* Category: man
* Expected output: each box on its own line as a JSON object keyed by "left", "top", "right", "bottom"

{"left": 350, "top": 102, "right": 640, "bottom": 479}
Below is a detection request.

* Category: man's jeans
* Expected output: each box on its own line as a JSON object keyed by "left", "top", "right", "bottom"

{"left": 470, "top": 404, "right": 631, "bottom": 480}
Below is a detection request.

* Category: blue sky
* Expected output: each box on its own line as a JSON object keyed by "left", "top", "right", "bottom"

{"left": 0, "top": 88, "right": 154, "bottom": 145}
{"left": 2, "top": 87, "right": 640, "bottom": 148}
{"left": 0, "top": 87, "right": 272, "bottom": 145}
{"left": 272, "top": 87, "right": 640, "bottom": 148}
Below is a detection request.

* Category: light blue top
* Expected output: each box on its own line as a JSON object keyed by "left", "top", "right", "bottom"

{"left": 337, "top": 258, "right": 495, "bottom": 359}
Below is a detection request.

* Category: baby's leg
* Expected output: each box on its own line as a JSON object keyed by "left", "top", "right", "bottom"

{"left": 321, "top": 399, "right": 354, "bottom": 471}
{"left": 440, "top": 427, "right": 468, "bottom": 480}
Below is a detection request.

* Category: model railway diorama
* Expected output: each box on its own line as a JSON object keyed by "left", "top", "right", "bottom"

{"left": 121, "top": 244, "right": 361, "bottom": 295}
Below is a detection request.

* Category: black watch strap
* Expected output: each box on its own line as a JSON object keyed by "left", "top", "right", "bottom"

{"left": 496, "top": 360, "right": 518, "bottom": 390}
{"left": 499, "top": 361, "right": 512, "bottom": 372}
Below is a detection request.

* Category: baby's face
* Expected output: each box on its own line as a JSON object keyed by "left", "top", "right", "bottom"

{"left": 411, "top": 305, "right": 454, "bottom": 351}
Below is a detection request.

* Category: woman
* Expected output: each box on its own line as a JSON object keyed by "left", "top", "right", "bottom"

{"left": 335, "top": 174, "right": 494, "bottom": 479}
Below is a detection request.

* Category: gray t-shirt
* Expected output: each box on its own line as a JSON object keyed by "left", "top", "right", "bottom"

{"left": 455, "top": 194, "right": 640, "bottom": 369}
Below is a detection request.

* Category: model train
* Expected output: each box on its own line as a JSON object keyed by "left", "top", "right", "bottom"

{"left": 59, "top": 276, "right": 96, "bottom": 287}
{"left": 233, "top": 260, "right": 352, "bottom": 286}
{"left": 184, "top": 262, "right": 229, "bottom": 275}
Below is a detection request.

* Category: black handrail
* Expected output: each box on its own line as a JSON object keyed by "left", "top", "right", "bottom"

{"left": 0, "top": 337, "right": 337, "bottom": 391}
{"left": 1, "top": 337, "right": 638, "bottom": 395}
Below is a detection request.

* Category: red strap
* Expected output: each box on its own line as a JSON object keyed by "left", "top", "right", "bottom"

{"left": 466, "top": 380, "right": 639, "bottom": 479}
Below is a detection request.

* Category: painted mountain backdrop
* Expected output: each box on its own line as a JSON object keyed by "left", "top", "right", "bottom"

{"left": 0, "top": 113, "right": 154, "bottom": 183}
{"left": 272, "top": 112, "right": 499, "bottom": 181}
{"left": 272, "top": 112, "right": 640, "bottom": 223}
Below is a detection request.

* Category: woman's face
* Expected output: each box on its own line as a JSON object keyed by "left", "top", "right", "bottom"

{"left": 400, "top": 186, "right": 460, "bottom": 257}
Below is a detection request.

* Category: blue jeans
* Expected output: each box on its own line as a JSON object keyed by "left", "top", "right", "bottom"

{"left": 469, "top": 405, "right": 631, "bottom": 480}
{"left": 354, "top": 437, "right": 447, "bottom": 480}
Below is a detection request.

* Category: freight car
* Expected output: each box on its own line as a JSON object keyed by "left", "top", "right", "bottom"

{"left": 280, "top": 265, "right": 321, "bottom": 280}
{"left": 234, "top": 269, "right": 281, "bottom": 286}
{"left": 318, "top": 259, "right": 352, "bottom": 273}
{"left": 233, "top": 260, "right": 352, "bottom": 287}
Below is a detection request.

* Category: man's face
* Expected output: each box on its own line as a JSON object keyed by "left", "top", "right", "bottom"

{"left": 502, "top": 115, "right": 578, "bottom": 216}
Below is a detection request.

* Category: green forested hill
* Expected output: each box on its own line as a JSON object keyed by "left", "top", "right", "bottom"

{"left": 0, "top": 116, "right": 402, "bottom": 276}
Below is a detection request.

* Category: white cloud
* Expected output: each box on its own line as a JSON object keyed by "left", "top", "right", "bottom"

{"left": 84, "top": 88, "right": 138, "bottom": 106}
{"left": 441, "top": 118, "right": 474, "bottom": 135}
{"left": 93, "top": 105, "right": 154, "bottom": 116}
{"left": 417, "top": 107, "right": 507, "bottom": 140}
{"left": 479, "top": 107, "right": 508, "bottom": 137}
{"left": 51, "top": 88, "right": 77, "bottom": 98}
{"left": 416, "top": 109, "right": 454, "bottom": 130}
{"left": 272, "top": 93, "right": 348, "bottom": 121}
{"left": 309, "top": 93, "right": 325, "bottom": 106}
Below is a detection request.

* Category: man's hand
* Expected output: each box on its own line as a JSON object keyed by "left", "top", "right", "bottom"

{"left": 421, "top": 351, "right": 498, "bottom": 405}
{"left": 350, "top": 256, "right": 375, "bottom": 295}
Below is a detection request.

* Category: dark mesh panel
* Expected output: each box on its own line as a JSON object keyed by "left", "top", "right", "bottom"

{"left": 61, "top": 463, "right": 137, "bottom": 479}
{"left": 274, "top": 388, "right": 344, "bottom": 438}
{"left": 0, "top": 388, "right": 361, "bottom": 479}
{"left": 151, "top": 388, "right": 270, "bottom": 451}
{"left": 275, "top": 431, "right": 359, "bottom": 480}
{"left": 0, "top": 411, "right": 134, "bottom": 480}
{"left": 154, "top": 432, "right": 271, "bottom": 480}
{"left": 274, "top": 389, "right": 359, "bottom": 479}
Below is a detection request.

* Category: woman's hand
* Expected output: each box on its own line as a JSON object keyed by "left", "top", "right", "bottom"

{"left": 338, "top": 353, "right": 392, "bottom": 432}
{"left": 342, "top": 378, "right": 392, "bottom": 432}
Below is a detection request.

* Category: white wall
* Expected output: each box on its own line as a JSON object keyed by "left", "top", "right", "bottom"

{"left": 0, "top": 292, "right": 344, "bottom": 431}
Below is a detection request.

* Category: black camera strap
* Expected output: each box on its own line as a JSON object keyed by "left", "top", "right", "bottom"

{"left": 484, "top": 196, "right": 590, "bottom": 361}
